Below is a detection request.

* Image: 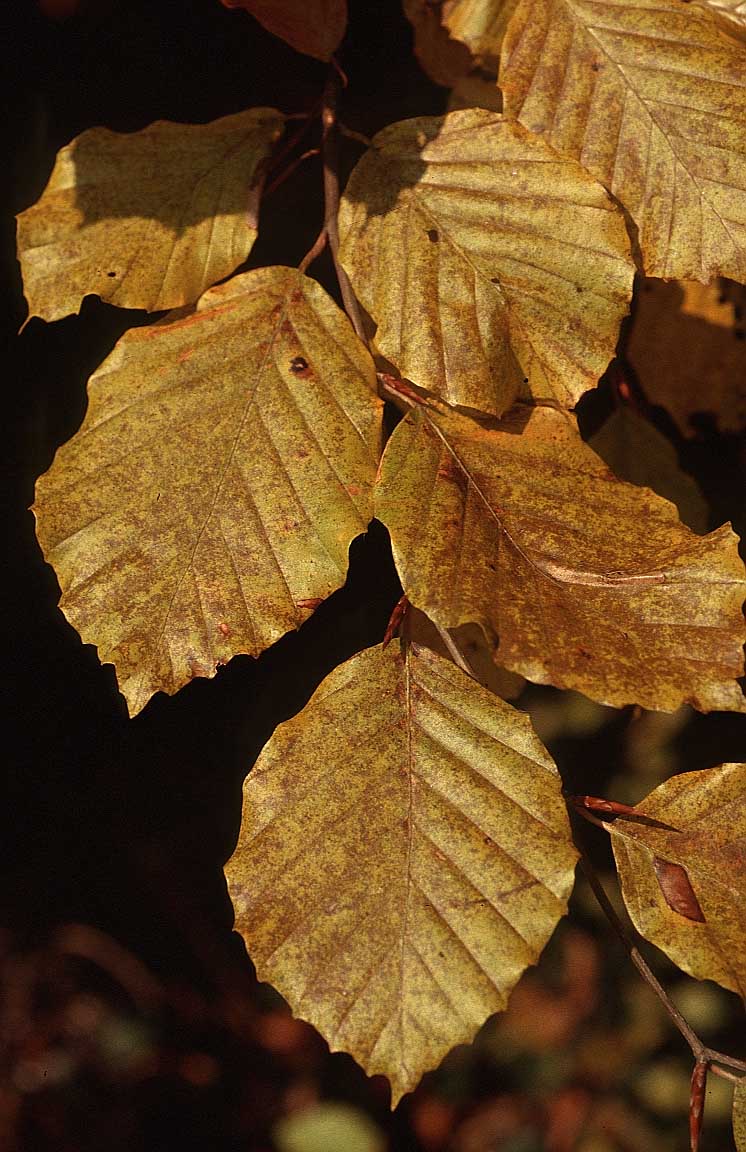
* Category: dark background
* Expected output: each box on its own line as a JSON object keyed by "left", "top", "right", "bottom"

{"left": 2, "top": 2, "right": 746, "bottom": 1150}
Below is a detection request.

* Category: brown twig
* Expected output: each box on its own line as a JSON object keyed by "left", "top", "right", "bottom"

{"left": 320, "top": 66, "right": 367, "bottom": 344}
{"left": 298, "top": 227, "right": 328, "bottom": 273}
{"left": 576, "top": 833, "right": 746, "bottom": 1076}
{"left": 263, "top": 147, "right": 320, "bottom": 199}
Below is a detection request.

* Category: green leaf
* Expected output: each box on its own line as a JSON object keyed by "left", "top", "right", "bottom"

{"left": 338, "top": 109, "right": 634, "bottom": 414}
{"left": 608, "top": 763, "right": 746, "bottom": 998}
{"left": 500, "top": 0, "right": 746, "bottom": 281}
{"left": 34, "top": 267, "right": 381, "bottom": 715}
{"left": 226, "top": 641, "right": 577, "bottom": 1105}
{"left": 375, "top": 397, "right": 746, "bottom": 712}
{"left": 17, "top": 108, "right": 284, "bottom": 320}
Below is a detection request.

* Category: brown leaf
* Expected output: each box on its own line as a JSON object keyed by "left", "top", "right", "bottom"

{"left": 609, "top": 763, "right": 746, "bottom": 996}
{"left": 218, "top": 0, "right": 346, "bottom": 60}
{"left": 375, "top": 399, "right": 746, "bottom": 712}
{"left": 626, "top": 279, "right": 746, "bottom": 439}
{"left": 404, "top": 0, "right": 517, "bottom": 87}
{"left": 587, "top": 403, "right": 709, "bottom": 532}
{"left": 652, "top": 859, "right": 706, "bottom": 923}
{"left": 734, "top": 1077, "right": 746, "bottom": 1151}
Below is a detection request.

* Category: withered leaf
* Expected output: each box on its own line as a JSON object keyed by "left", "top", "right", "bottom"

{"left": 587, "top": 405, "right": 708, "bottom": 533}
{"left": 218, "top": 0, "right": 346, "bottom": 60}
{"left": 17, "top": 108, "right": 284, "bottom": 320}
{"left": 404, "top": 0, "right": 517, "bottom": 87}
{"left": 375, "top": 398, "right": 746, "bottom": 712}
{"left": 500, "top": 0, "right": 746, "bottom": 281}
{"left": 34, "top": 267, "right": 381, "bottom": 715}
{"left": 338, "top": 109, "right": 633, "bottom": 415}
{"left": 226, "top": 641, "right": 576, "bottom": 1105}
{"left": 626, "top": 279, "right": 746, "bottom": 439}
{"left": 652, "top": 858, "right": 706, "bottom": 923}
{"left": 609, "top": 763, "right": 746, "bottom": 996}
{"left": 696, "top": 0, "right": 746, "bottom": 40}
{"left": 734, "top": 1076, "right": 746, "bottom": 1151}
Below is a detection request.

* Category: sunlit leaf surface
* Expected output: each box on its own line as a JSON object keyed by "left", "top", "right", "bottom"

{"left": 17, "top": 108, "right": 284, "bottom": 320}
{"left": 227, "top": 641, "right": 576, "bottom": 1104}
{"left": 376, "top": 398, "right": 746, "bottom": 712}
{"left": 339, "top": 110, "right": 633, "bottom": 414}
{"left": 500, "top": 0, "right": 746, "bottom": 280}
{"left": 34, "top": 267, "right": 381, "bottom": 715}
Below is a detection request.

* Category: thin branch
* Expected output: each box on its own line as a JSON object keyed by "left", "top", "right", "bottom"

{"left": 263, "top": 147, "right": 320, "bottom": 199}
{"left": 575, "top": 844, "right": 746, "bottom": 1081}
{"left": 577, "top": 851, "right": 704, "bottom": 1054}
{"left": 320, "top": 66, "right": 367, "bottom": 344}
{"left": 298, "top": 227, "right": 328, "bottom": 273}
{"left": 710, "top": 1063, "right": 745, "bottom": 1085}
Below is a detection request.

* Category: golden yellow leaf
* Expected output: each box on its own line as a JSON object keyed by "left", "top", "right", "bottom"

{"left": 338, "top": 110, "right": 633, "bottom": 414}
{"left": 375, "top": 397, "right": 746, "bottom": 712}
{"left": 696, "top": 0, "right": 746, "bottom": 40}
{"left": 500, "top": 0, "right": 746, "bottom": 281}
{"left": 608, "top": 763, "right": 746, "bottom": 997}
{"left": 627, "top": 279, "right": 746, "bottom": 438}
{"left": 404, "top": 0, "right": 517, "bottom": 87}
{"left": 34, "top": 267, "right": 381, "bottom": 716}
{"left": 587, "top": 405, "right": 708, "bottom": 533}
{"left": 734, "top": 1076, "right": 746, "bottom": 1151}
{"left": 440, "top": 0, "right": 518, "bottom": 63}
{"left": 218, "top": 0, "right": 346, "bottom": 60}
{"left": 16, "top": 108, "right": 284, "bottom": 321}
{"left": 226, "top": 640, "right": 576, "bottom": 1105}
{"left": 407, "top": 608, "right": 526, "bottom": 698}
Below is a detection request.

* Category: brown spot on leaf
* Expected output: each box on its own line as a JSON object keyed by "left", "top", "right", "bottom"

{"left": 218, "top": 621, "right": 232, "bottom": 637}
{"left": 436, "top": 454, "right": 469, "bottom": 497}
{"left": 426, "top": 228, "right": 439, "bottom": 243}
{"left": 297, "top": 597, "right": 323, "bottom": 612}
{"left": 653, "top": 858, "right": 705, "bottom": 922}
{"left": 290, "top": 355, "right": 312, "bottom": 377}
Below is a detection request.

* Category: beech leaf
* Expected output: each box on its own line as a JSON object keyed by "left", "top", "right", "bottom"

{"left": 403, "top": 0, "right": 517, "bottom": 87}
{"left": 338, "top": 109, "right": 634, "bottom": 414}
{"left": 626, "top": 279, "right": 746, "bottom": 439}
{"left": 735, "top": 1076, "right": 746, "bottom": 1151}
{"left": 16, "top": 108, "right": 284, "bottom": 321}
{"left": 587, "top": 405, "right": 708, "bottom": 533}
{"left": 500, "top": 0, "right": 746, "bottom": 281}
{"left": 697, "top": 0, "right": 746, "bottom": 40}
{"left": 226, "top": 641, "right": 577, "bottom": 1105}
{"left": 33, "top": 267, "right": 381, "bottom": 715}
{"left": 608, "top": 763, "right": 746, "bottom": 997}
{"left": 218, "top": 0, "right": 347, "bottom": 60}
{"left": 375, "top": 398, "right": 746, "bottom": 712}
